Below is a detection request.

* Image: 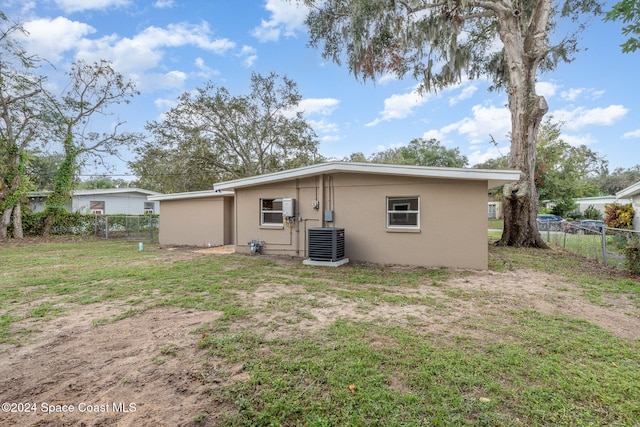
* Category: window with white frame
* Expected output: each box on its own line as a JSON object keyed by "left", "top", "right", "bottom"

{"left": 144, "top": 202, "right": 155, "bottom": 214}
{"left": 90, "top": 201, "right": 105, "bottom": 214}
{"left": 387, "top": 196, "right": 419, "bottom": 228}
{"left": 260, "top": 198, "right": 283, "bottom": 226}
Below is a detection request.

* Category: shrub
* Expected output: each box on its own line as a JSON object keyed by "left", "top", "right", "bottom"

{"left": 583, "top": 205, "right": 602, "bottom": 220}
{"left": 604, "top": 203, "right": 635, "bottom": 229}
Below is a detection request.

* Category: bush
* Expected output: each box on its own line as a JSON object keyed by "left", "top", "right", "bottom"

{"left": 604, "top": 203, "right": 635, "bottom": 230}
{"left": 583, "top": 205, "right": 602, "bottom": 220}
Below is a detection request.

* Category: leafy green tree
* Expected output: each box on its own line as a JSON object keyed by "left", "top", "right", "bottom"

{"left": 605, "top": 0, "right": 640, "bottom": 52}
{"left": 535, "top": 120, "right": 607, "bottom": 216}
{"left": 25, "top": 151, "right": 64, "bottom": 191}
{"left": 300, "top": 0, "right": 603, "bottom": 247}
{"left": 0, "top": 13, "right": 49, "bottom": 239}
{"left": 78, "top": 176, "right": 132, "bottom": 190}
{"left": 368, "top": 138, "right": 468, "bottom": 167}
{"left": 42, "top": 60, "right": 140, "bottom": 235}
{"left": 130, "top": 72, "right": 321, "bottom": 193}
{"left": 598, "top": 165, "right": 640, "bottom": 195}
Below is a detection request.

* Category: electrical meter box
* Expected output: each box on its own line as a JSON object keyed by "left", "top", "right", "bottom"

{"left": 282, "top": 198, "right": 296, "bottom": 217}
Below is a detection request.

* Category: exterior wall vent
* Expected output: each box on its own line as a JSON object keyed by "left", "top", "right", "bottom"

{"left": 308, "top": 227, "right": 345, "bottom": 262}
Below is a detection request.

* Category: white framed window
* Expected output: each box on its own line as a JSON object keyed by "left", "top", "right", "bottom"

{"left": 260, "top": 198, "right": 283, "bottom": 226}
{"left": 387, "top": 196, "right": 419, "bottom": 228}
{"left": 144, "top": 202, "right": 155, "bottom": 214}
{"left": 90, "top": 201, "right": 105, "bottom": 215}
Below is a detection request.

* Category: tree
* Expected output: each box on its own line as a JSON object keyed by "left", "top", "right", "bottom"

{"left": 301, "top": 0, "right": 603, "bottom": 247}
{"left": 355, "top": 138, "right": 468, "bottom": 167}
{"left": 605, "top": 0, "right": 640, "bottom": 52}
{"left": 0, "top": 12, "right": 48, "bottom": 239}
{"left": 42, "top": 60, "right": 139, "bottom": 235}
{"left": 598, "top": 165, "right": 640, "bottom": 195}
{"left": 534, "top": 120, "right": 607, "bottom": 216}
{"left": 130, "top": 72, "right": 321, "bottom": 193}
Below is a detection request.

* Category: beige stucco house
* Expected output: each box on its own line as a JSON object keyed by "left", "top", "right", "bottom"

{"left": 616, "top": 181, "right": 640, "bottom": 230}
{"left": 148, "top": 190, "right": 234, "bottom": 247}
{"left": 210, "top": 162, "right": 519, "bottom": 269}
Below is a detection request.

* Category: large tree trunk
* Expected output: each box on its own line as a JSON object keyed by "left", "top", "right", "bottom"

{"left": 496, "top": 2, "right": 551, "bottom": 248}
{"left": 12, "top": 202, "right": 23, "bottom": 239}
{"left": 0, "top": 207, "right": 12, "bottom": 239}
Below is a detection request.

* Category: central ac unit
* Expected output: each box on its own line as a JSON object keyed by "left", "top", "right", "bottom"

{"left": 308, "top": 227, "right": 345, "bottom": 262}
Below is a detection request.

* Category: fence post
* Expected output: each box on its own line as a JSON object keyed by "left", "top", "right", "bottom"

{"left": 601, "top": 227, "right": 607, "bottom": 265}
{"left": 105, "top": 216, "right": 109, "bottom": 240}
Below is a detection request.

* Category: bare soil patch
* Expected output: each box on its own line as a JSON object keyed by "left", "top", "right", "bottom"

{"left": 1, "top": 246, "right": 638, "bottom": 426}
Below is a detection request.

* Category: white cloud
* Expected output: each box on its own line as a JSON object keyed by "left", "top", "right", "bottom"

{"left": 252, "top": 0, "right": 308, "bottom": 42}
{"left": 468, "top": 145, "right": 509, "bottom": 167}
{"left": 133, "top": 70, "right": 187, "bottom": 92}
{"left": 536, "top": 81, "right": 560, "bottom": 98}
{"left": 21, "top": 17, "right": 96, "bottom": 62}
{"left": 194, "top": 57, "right": 220, "bottom": 79}
{"left": 559, "top": 87, "right": 605, "bottom": 102}
{"left": 153, "top": 0, "right": 174, "bottom": 8}
{"left": 560, "top": 133, "right": 597, "bottom": 147}
{"left": 366, "top": 87, "right": 430, "bottom": 127}
{"left": 622, "top": 129, "right": 640, "bottom": 139}
{"left": 238, "top": 45, "right": 258, "bottom": 67}
{"left": 54, "top": 0, "right": 130, "bottom": 13}
{"left": 73, "top": 22, "right": 235, "bottom": 81}
{"left": 560, "top": 87, "right": 583, "bottom": 101}
{"left": 448, "top": 84, "right": 478, "bottom": 106}
{"left": 452, "top": 103, "right": 511, "bottom": 143}
{"left": 298, "top": 98, "right": 340, "bottom": 116}
{"left": 421, "top": 129, "right": 447, "bottom": 141}
{"left": 552, "top": 105, "right": 628, "bottom": 131}
{"left": 309, "top": 119, "right": 340, "bottom": 137}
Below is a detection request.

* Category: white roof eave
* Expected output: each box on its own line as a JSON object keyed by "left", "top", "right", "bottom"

{"left": 213, "top": 162, "right": 520, "bottom": 191}
{"left": 616, "top": 181, "right": 640, "bottom": 199}
{"left": 147, "top": 190, "right": 234, "bottom": 201}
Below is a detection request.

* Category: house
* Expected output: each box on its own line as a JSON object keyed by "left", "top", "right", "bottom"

{"left": 210, "top": 162, "right": 519, "bottom": 269}
{"left": 616, "top": 181, "right": 640, "bottom": 230}
{"left": 28, "top": 188, "right": 162, "bottom": 215}
{"left": 147, "top": 190, "right": 234, "bottom": 247}
{"left": 540, "top": 195, "right": 632, "bottom": 217}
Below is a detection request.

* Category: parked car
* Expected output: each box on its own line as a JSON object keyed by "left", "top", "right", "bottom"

{"left": 565, "top": 219, "right": 605, "bottom": 234}
{"left": 536, "top": 214, "right": 567, "bottom": 231}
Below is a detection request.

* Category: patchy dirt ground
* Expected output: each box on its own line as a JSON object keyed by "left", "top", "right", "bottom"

{"left": 1, "top": 245, "right": 638, "bottom": 426}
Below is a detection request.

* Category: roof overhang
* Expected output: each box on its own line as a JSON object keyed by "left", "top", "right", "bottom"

{"left": 148, "top": 190, "right": 234, "bottom": 202}
{"left": 213, "top": 162, "right": 521, "bottom": 191}
{"left": 616, "top": 181, "right": 640, "bottom": 199}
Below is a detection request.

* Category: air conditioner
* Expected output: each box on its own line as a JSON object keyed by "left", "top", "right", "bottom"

{"left": 308, "top": 227, "right": 345, "bottom": 262}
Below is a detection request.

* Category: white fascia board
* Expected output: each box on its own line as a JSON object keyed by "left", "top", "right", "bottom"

{"left": 616, "top": 181, "right": 640, "bottom": 199}
{"left": 148, "top": 190, "right": 234, "bottom": 201}
{"left": 213, "top": 162, "right": 521, "bottom": 191}
{"left": 72, "top": 188, "right": 162, "bottom": 197}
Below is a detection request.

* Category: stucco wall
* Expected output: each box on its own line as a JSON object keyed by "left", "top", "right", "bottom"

{"left": 158, "top": 196, "right": 233, "bottom": 246}
{"left": 72, "top": 193, "right": 159, "bottom": 215}
{"left": 234, "top": 172, "right": 489, "bottom": 269}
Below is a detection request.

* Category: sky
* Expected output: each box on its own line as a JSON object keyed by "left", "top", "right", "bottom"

{"left": 2, "top": 0, "right": 639, "bottom": 181}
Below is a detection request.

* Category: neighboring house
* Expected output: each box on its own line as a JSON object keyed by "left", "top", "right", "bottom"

{"left": 147, "top": 190, "right": 234, "bottom": 247}
{"left": 616, "top": 181, "right": 640, "bottom": 230}
{"left": 209, "top": 162, "right": 519, "bottom": 269}
{"left": 28, "top": 188, "right": 162, "bottom": 215}
{"left": 488, "top": 192, "right": 502, "bottom": 219}
{"left": 540, "top": 195, "right": 632, "bottom": 217}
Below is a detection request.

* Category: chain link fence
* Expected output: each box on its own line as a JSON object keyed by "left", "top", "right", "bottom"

{"left": 91, "top": 215, "right": 159, "bottom": 242}
{"left": 539, "top": 220, "right": 640, "bottom": 273}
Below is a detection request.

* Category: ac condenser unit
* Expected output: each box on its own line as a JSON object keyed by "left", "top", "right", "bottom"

{"left": 308, "top": 227, "right": 345, "bottom": 262}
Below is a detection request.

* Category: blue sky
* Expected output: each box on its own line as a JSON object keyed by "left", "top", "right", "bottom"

{"left": 3, "top": 0, "right": 639, "bottom": 179}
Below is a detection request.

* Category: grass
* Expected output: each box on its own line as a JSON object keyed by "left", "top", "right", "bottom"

{"left": 1, "top": 238, "right": 639, "bottom": 426}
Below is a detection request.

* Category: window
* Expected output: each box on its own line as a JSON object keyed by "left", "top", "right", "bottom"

{"left": 387, "top": 196, "right": 419, "bottom": 228}
{"left": 144, "top": 202, "right": 155, "bottom": 214}
{"left": 261, "top": 198, "right": 283, "bottom": 226}
{"left": 90, "top": 201, "right": 105, "bottom": 215}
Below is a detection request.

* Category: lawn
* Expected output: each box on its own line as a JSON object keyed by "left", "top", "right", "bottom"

{"left": 0, "top": 238, "right": 639, "bottom": 426}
